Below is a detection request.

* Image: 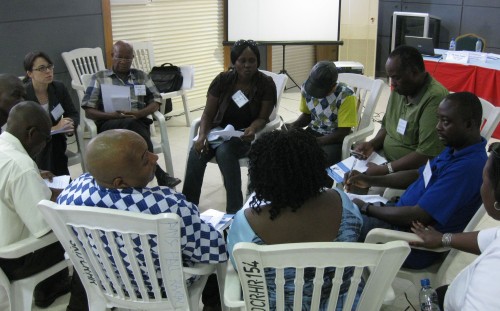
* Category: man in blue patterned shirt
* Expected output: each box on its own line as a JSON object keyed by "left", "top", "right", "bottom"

{"left": 58, "top": 129, "right": 228, "bottom": 310}
{"left": 82, "top": 40, "right": 180, "bottom": 188}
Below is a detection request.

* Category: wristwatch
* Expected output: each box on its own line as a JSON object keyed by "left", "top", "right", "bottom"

{"left": 387, "top": 162, "right": 394, "bottom": 174}
{"left": 360, "top": 202, "right": 372, "bottom": 216}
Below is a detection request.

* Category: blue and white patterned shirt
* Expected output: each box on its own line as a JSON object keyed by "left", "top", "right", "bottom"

{"left": 57, "top": 173, "right": 227, "bottom": 296}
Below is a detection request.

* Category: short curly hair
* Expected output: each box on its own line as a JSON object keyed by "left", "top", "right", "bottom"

{"left": 247, "top": 129, "right": 330, "bottom": 220}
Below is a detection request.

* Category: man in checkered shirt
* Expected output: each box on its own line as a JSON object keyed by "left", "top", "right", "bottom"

{"left": 58, "top": 129, "right": 227, "bottom": 310}
{"left": 82, "top": 40, "right": 180, "bottom": 188}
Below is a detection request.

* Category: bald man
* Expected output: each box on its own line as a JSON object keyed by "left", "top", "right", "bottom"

{"left": 58, "top": 129, "right": 227, "bottom": 308}
{"left": 0, "top": 101, "right": 71, "bottom": 308}
{"left": 82, "top": 40, "right": 180, "bottom": 188}
{"left": 0, "top": 74, "right": 26, "bottom": 128}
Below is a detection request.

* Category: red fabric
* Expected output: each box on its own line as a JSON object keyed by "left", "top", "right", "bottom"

{"left": 424, "top": 60, "right": 500, "bottom": 138}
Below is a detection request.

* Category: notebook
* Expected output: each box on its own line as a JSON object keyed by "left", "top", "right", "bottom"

{"left": 405, "top": 36, "right": 441, "bottom": 57}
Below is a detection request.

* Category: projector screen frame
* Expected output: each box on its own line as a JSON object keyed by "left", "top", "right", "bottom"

{"left": 226, "top": 0, "right": 342, "bottom": 43}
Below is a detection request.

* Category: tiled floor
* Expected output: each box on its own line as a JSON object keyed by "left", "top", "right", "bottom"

{"left": 37, "top": 83, "right": 426, "bottom": 311}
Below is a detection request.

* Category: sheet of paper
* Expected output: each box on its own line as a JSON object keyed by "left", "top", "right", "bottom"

{"left": 193, "top": 124, "right": 244, "bottom": 142}
{"left": 101, "top": 84, "right": 131, "bottom": 112}
{"left": 51, "top": 127, "right": 74, "bottom": 135}
{"left": 346, "top": 193, "right": 388, "bottom": 204}
{"left": 445, "top": 51, "right": 469, "bottom": 64}
{"left": 200, "top": 209, "right": 234, "bottom": 232}
{"left": 327, "top": 152, "right": 387, "bottom": 183}
{"left": 44, "top": 175, "right": 71, "bottom": 189}
{"left": 180, "top": 65, "right": 195, "bottom": 89}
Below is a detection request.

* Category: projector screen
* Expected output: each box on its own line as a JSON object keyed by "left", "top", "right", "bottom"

{"left": 228, "top": 0, "right": 341, "bottom": 43}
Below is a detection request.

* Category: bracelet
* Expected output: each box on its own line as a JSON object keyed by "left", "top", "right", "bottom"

{"left": 387, "top": 162, "right": 394, "bottom": 174}
{"left": 442, "top": 233, "right": 453, "bottom": 247}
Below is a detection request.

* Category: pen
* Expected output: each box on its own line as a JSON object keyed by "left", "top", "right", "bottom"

{"left": 347, "top": 157, "right": 358, "bottom": 181}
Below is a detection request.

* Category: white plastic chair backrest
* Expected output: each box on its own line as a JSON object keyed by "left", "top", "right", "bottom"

{"left": 479, "top": 97, "right": 500, "bottom": 140}
{"left": 38, "top": 200, "right": 191, "bottom": 310}
{"left": 337, "top": 73, "right": 383, "bottom": 131}
{"left": 231, "top": 241, "right": 409, "bottom": 311}
{"left": 259, "top": 70, "right": 288, "bottom": 121}
{"left": 130, "top": 41, "right": 155, "bottom": 73}
{"left": 62, "top": 47, "right": 106, "bottom": 85}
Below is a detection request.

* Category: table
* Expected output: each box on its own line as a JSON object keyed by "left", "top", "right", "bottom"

{"left": 424, "top": 49, "right": 500, "bottom": 138}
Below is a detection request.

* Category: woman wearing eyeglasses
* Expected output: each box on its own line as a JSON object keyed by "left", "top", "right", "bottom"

{"left": 23, "top": 51, "right": 79, "bottom": 176}
{"left": 182, "top": 39, "right": 277, "bottom": 214}
{"left": 411, "top": 142, "right": 500, "bottom": 311}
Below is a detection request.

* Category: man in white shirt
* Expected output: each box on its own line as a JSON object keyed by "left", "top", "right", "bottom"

{"left": 0, "top": 101, "right": 70, "bottom": 308}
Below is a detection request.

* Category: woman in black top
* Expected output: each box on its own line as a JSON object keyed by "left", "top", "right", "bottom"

{"left": 23, "top": 51, "right": 79, "bottom": 176}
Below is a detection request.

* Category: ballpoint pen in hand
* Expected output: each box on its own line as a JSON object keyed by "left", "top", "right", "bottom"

{"left": 348, "top": 157, "right": 358, "bottom": 180}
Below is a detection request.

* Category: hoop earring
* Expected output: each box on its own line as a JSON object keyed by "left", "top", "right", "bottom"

{"left": 495, "top": 202, "right": 500, "bottom": 211}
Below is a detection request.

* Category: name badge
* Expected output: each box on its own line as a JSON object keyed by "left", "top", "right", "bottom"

{"left": 397, "top": 118, "right": 407, "bottom": 135}
{"left": 232, "top": 90, "right": 249, "bottom": 108}
{"left": 134, "top": 85, "right": 147, "bottom": 96}
{"left": 423, "top": 160, "right": 432, "bottom": 188}
{"left": 51, "top": 103, "right": 64, "bottom": 120}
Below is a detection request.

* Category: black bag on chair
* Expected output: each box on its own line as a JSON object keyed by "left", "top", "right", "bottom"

{"left": 149, "top": 63, "right": 183, "bottom": 93}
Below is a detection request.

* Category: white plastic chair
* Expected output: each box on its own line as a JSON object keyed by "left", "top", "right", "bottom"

{"left": 0, "top": 233, "right": 69, "bottom": 311}
{"left": 61, "top": 47, "right": 106, "bottom": 157}
{"left": 130, "top": 41, "right": 155, "bottom": 73}
{"left": 80, "top": 74, "right": 175, "bottom": 177}
{"left": 159, "top": 65, "right": 195, "bottom": 127}
{"left": 365, "top": 204, "right": 487, "bottom": 289}
{"left": 337, "top": 73, "right": 384, "bottom": 160}
{"left": 224, "top": 241, "right": 410, "bottom": 311}
{"left": 479, "top": 97, "right": 500, "bottom": 140}
{"left": 38, "top": 199, "right": 218, "bottom": 311}
{"left": 186, "top": 70, "right": 288, "bottom": 170}
{"left": 128, "top": 40, "right": 194, "bottom": 126}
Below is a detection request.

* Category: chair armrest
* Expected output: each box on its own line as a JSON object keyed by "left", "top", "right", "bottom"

{"left": 71, "top": 80, "right": 85, "bottom": 92}
{"left": 183, "top": 262, "right": 217, "bottom": 277}
{"left": 160, "top": 90, "right": 184, "bottom": 100}
{"left": 365, "top": 228, "right": 450, "bottom": 253}
{"left": 223, "top": 264, "right": 246, "bottom": 308}
{"left": 341, "top": 122, "right": 375, "bottom": 160}
{"left": 0, "top": 232, "right": 59, "bottom": 259}
{"left": 187, "top": 117, "right": 202, "bottom": 152}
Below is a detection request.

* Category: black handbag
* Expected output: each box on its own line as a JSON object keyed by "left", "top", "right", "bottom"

{"left": 149, "top": 63, "right": 183, "bottom": 93}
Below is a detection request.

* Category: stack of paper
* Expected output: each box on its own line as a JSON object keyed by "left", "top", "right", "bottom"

{"left": 200, "top": 209, "right": 234, "bottom": 232}
{"left": 327, "top": 152, "right": 387, "bottom": 183}
{"left": 44, "top": 175, "right": 71, "bottom": 189}
{"left": 194, "top": 124, "right": 244, "bottom": 148}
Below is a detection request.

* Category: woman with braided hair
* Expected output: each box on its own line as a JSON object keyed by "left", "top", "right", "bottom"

{"left": 227, "top": 129, "right": 363, "bottom": 310}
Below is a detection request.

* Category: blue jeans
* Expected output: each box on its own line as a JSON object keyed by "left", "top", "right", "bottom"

{"left": 182, "top": 138, "right": 251, "bottom": 214}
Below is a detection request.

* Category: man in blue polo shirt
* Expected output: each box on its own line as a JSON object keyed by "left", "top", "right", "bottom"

{"left": 345, "top": 92, "right": 487, "bottom": 269}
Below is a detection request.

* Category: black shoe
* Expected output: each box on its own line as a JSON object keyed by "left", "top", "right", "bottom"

{"left": 34, "top": 276, "right": 71, "bottom": 308}
{"left": 157, "top": 171, "right": 182, "bottom": 188}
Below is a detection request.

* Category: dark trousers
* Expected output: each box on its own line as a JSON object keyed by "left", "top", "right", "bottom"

{"left": 97, "top": 118, "right": 154, "bottom": 151}
{"left": 0, "top": 242, "right": 65, "bottom": 281}
{"left": 183, "top": 138, "right": 251, "bottom": 214}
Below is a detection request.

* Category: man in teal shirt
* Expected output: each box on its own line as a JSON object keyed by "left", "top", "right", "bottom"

{"left": 354, "top": 45, "right": 448, "bottom": 176}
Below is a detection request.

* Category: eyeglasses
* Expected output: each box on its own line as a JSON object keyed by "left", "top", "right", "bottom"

{"left": 489, "top": 142, "right": 500, "bottom": 158}
{"left": 113, "top": 57, "right": 134, "bottom": 63}
{"left": 233, "top": 40, "right": 258, "bottom": 48}
{"left": 32, "top": 64, "right": 54, "bottom": 72}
